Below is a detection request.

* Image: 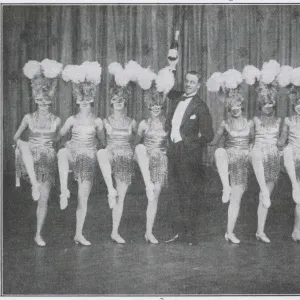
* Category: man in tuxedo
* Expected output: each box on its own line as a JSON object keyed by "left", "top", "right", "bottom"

{"left": 165, "top": 70, "right": 214, "bottom": 245}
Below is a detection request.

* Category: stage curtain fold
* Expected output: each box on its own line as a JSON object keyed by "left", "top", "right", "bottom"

{"left": 3, "top": 5, "right": 300, "bottom": 173}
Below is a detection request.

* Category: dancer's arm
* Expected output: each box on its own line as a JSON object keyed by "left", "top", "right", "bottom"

{"left": 58, "top": 116, "right": 74, "bottom": 138}
{"left": 95, "top": 118, "right": 106, "bottom": 148}
{"left": 208, "top": 121, "right": 225, "bottom": 146}
{"left": 277, "top": 117, "right": 289, "bottom": 148}
{"left": 249, "top": 120, "right": 255, "bottom": 151}
{"left": 133, "top": 120, "right": 147, "bottom": 147}
{"left": 13, "top": 114, "right": 30, "bottom": 145}
{"left": 53, "top": 117, "right": 62, "bottom": 143}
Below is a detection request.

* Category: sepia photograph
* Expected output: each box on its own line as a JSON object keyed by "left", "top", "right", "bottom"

{"left": 2, "top": 2, "right": 300, "bottom": 296}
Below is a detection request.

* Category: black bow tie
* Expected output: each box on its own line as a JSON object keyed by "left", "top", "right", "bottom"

{"left": 182, "top": 95, "right": 193, "bottom": 100}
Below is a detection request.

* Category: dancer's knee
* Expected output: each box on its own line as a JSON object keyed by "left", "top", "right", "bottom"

{"left": 97, "top": 148, "right": 107, "bottom": 160}
{"left": 215, "top": 148, "right": 227, "bottom": 159}
{"left": 135, "top": 144, "right": 147, "bottom": 155}
{"left": 251, "top": 147, "right": 262, "bottom": 161}
{"left": 283, "top": 145, "right": 293, "bottom": 160}
{"left": 57, "top": 148, "right": 68, "bottom": 159}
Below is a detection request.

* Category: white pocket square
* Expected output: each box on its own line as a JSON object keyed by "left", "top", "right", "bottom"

{"left": 190, "top": 115, "right": 196, "bottom": 119}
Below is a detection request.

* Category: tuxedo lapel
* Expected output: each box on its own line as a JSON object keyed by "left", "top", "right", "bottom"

{"left": 180, "top": 96, "right": 199, "bottom": 127}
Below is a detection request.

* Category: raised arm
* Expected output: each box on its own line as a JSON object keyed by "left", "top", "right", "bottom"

{"left": 14, "top": 114, "right": 30, "bottom": 144}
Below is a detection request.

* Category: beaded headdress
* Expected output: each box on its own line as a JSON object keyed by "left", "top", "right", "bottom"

{"left": 137, "top": 66, "right": 175, "bottom": 108}
{"left": 62, "top": 61, "right": 102, "bottom": 104}
{"left": 206, "top": 69, "right": 244, "bottom": 108}
{"left": 23, "top": 59, "right": 63, "bottom": 105}
{"left": 243, "top": 60, "right": 281, "bottom": 107}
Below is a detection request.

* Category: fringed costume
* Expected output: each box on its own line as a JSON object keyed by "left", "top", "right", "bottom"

{"left": 15, "top": 112, "right": 58, "bottom": 187}
{"left": 220, "top": 118, "right": 252, "bottom": 188}
{"left": 142, "top": 118, "right": 168, "bottom": 186}
{"left": 104, "top": 115, "right": 135, "bottom": 185}
{"left": 65, "top": 115, "right": 100, "bottom": 183}
{"left": 285, "top": 115, "right": 300, "bottom": 180}
{"left": 253, "top": 114, "right": 281, "bottom": 183}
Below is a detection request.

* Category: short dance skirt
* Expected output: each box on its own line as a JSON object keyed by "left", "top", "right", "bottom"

{"left": 106, "top": 145, "right": 134, "bottom": 185}
{"left": 15, "top": 143, "right": 56, "bottom": 186}
{"left": 226, "top": 147, "right": 250, "bottom": 188}
{"left": 253, "top": 144, "right": 281, "bottom": 183}
{"left": 65, "top": 141, "right": 96, "bottom": 183}
{"left": 147, "top": 148, "right": 168, "bottom": 187}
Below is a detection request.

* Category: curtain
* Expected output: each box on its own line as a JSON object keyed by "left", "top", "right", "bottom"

{"left": 3, "top": 5, "right": 300, "bottom": 173}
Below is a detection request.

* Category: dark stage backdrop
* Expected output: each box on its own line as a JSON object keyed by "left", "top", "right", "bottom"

{"left": 3, "top": 5, "right": 300, "bottom": 173}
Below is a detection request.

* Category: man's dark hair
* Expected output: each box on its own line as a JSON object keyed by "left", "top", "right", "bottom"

{"left": 185, "top": 71, "right": 201, "bottom": 83}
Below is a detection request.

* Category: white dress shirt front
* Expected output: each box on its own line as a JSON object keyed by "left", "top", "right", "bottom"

{"left": 170, "top": 93, "right": 196, "bottom": 143}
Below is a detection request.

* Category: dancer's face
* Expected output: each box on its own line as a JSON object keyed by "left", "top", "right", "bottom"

{"left": 150, "top": 104, "right": 162, "bottom": 117}
{"left": 37, "top": 101, "right": 50, "bottom": 112}
{"left": 79, "top": 101, "right": 91, "bottom": 108}
{"left": 295, "top": 104, "right": 300, "bottom": 115}
{"left": 230, "top": 104, "right": 242, "bottom": 118}
{"left": 111, "top": 95, "right": 125, "bottom": 111}
{"left": 184, "top": 73, "right": 200, "bottom": 96}
{"left": 262, "top": 102, "right": 275, "bottom": 115}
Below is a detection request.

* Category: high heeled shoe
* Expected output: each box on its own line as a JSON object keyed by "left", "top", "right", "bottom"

{"left": 225, "top": 233, "right": 240, "bottom": 244}
{"left": 111, "top": 233, "right": 125, "bottom": 244}
{"left": 74, "top": 235, "right": 91, "bottom": 246}
{"left": 32, "top": 184, "right": 40, "bottom": 201}
{"left": 255, "top": 232, "right": 271, "bottom": 243}
{"left": 292, "top": 231, "right": 300, "bottom": 242}
{"left": 145, "top": 233, "right": 158, "bottom": 244}
{"left": 60, "top": 189, "right": 70, "bottom": 210}
{"left": 222, "top": 186, "right": 231, "bottom": 203}
{"left": 34, "top": 235, "right": 46, "bottom": 247}
{"left": 108, "top": 189, "right": 118, "bottom": 209}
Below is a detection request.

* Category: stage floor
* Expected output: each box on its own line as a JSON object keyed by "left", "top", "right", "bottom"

{"left": 2, "top": 169, "right": 300, "bottom": 295}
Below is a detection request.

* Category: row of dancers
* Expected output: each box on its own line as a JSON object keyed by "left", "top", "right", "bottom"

{"left": 13, "top": 57, "right": 300, "bottom": 247}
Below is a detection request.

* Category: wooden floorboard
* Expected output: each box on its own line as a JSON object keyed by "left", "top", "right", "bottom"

{"left": 2, "top": 170, "right": 300, "bottom": 295}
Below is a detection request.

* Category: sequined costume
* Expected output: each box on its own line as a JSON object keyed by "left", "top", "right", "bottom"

{"left": 285, "top": 115, "right": 300, "bottom": 180}
{"left": 253, "top": 115, "right": 281, "bottom": 182}
{"left": 15, "top": 112, "right": 58, "bottom": 186}
{"left": 65, "top": 114, "right": 101, "bottom": 182}
{"left": 104, "top": 115, "right": 135, "bottom": 185}
{"left": 142, "top": 118, "right": 168, "bottom": 186}
{"left": 219, "top": 117, "right": 252, "bottom": 187}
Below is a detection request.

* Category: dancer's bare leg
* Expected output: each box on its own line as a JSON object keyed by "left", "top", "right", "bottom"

{"left": 97, "top": 149, "right": 117, "bottom": 209}
{"left": 283, "top": 146, "right": 300, "bottom": 203}
{"left": 256, "top": 181, "right": 274, "bottom": 243}
{"left": 57, "top": 148, "right": 70, "bottom": 210}
{"left": 251, "top": 147, "right": 270, "bottom": 208}
{"left": 74, "top": 180, "right": 92, "bottom": 246}
{"left": 215, "top": 148, "right": 231, "bottom": 203}
{"left": 145, "top": 183, "right": 162, "bottom": 244}
{"left": 111, "top": 179, "right": 129, "bottom": 244}
{"left": 225, "top": 185, "right": 245, "bottom": 243}
{"left": 135, "top": 144, "right": 155, "bottom": 201}
{"left": 17, "top": 140, "right": 40, "bottom": 201}
{"left": 35, "top": 181, "right": 51, "bottom": 246}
